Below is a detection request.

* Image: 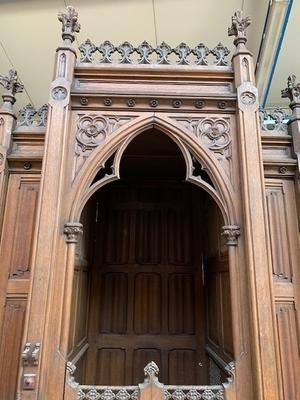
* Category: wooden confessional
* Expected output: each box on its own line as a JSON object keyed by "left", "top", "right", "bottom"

{"left": 0, "top": 7, "right": 299, "bottom": 400}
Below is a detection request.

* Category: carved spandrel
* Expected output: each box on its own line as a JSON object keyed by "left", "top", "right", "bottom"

{"left": 173, "top": 117, "right": 232, "bottom": 180}
{"left": 74, "top": 113, "right": 135, "bottom": 177}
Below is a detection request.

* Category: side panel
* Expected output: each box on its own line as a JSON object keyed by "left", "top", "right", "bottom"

{"left": 0, "top": 173, "right": 40, "bottom": 399}
{"left": 265, "top": 178, "right": 300, "bottom": 399}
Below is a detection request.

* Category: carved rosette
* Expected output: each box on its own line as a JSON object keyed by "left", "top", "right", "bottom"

{"left": 64, "top": 223, "right": 83, "bottom": 243}
{"left": 76, "top": 115, "right": 108, "bottom": 155}
{"left": 222, "top": 225, "right": 240, "bottom": 246}
{"left": 197, "top": 118, "right": 231, "bottom": 151}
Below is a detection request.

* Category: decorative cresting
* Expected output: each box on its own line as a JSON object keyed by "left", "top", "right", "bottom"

{"left": 221, "top": 225, "right": 241, "bottom": 246}
{"left": 16, "top": 104, "right": 48, "bottom": 128}
{"left": 58, "top": 5, "right": 80, "bottom": 46}
{"left": 74, "top": 113, "right": 135, "bottom": 176}
{"left": 0, "top": 69, "right": 24, "bottom": 108}
{"left": 78, "top": 39, "right": 230, "bottom": 66}
{"left": 66, "top": 362, "right": 226, "bottom": 400}
{"left": 63, "top": 222, "right": 83, "bottom": 243}
{"left": 259, "top": 106, "right": 290, "bottom": 133}
{"left": 172, "top": 117, "right": 232, "bottom": 178}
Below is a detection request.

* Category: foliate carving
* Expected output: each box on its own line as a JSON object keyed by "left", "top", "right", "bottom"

{"left": 79, "top": 39, "right": 97, "bottom": 63}
{"left": 211, "top": 43, "right": 230, "bottom": 66}
{"left": 222, "top": 225, "right": 240, "bottom": 246}
{"left": 281, "top": 74, "right": 300, "bottom": 104}
{"left": 259, "top": 106, "right": 289, "bottom": 133}
{"left": 77, "top": 387, "right": 139, "bottom": 400}
{"left": 17, "top": 104, "right": 48, "bottom": 127}
{"left": 192, "top": 43, "right": 210, "bottom": 65}
{"left": 98, "top": 41, "right": 115, "bottom": 63}
{"left": 144, "top": 361, "right": 159, "bottom": 382}
{"left": 77, "top": 40, "right": 230, "bottom": 66}
{"left": 228, "top": 10, "right": 251, "bottom": 38}
{"left": 58, "top": 6, "right": 80, "bottom": 44}
{"left": 156, "top": 42, "right": 172, "bottom": 64}
{"left": 117, "top": 42, "right": 134, "bottom": 64}
{"left": 0, "top": 69, "right": 24, "bottom": 96}
{"left": 63, "top": 222, "right": 83, "bottom": 243}
{"left": 136, "top": 41, "right": 153, "bottom": 64}
{"left": 198, "top": 118, "right": 231, "bottom": 151}
{"left": 174, "top": 43, "right": 191, "bottom": 65}
{"left": 240, "top": 91, "right": 256, "bottom": 105}
{"left": 51, "top": 86, "right": 67, "bottom": 100}
{"left": 164, "top": 387, "right": 224, "bottom": 400}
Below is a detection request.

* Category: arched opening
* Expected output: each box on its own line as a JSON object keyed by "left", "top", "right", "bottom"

{"left": 68, "top": 129, "right": 234, "bottom": 386}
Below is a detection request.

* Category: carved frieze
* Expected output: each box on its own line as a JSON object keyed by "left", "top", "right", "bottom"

{"left": 17, "top": 104, "right": 48, "bottom": 128}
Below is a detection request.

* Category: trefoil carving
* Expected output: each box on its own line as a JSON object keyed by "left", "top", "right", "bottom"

{"left": 259, "top": 107, "right": 289, "bottom": 133}
{"left": 222, "top": 225, "right": 240, "bottom": 246}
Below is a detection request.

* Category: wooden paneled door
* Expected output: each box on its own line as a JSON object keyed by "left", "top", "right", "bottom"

{"left": 85, "top": 182, "right": 207, "bottom": 386}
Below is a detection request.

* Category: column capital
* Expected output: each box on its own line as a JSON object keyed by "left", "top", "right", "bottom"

{"left": 222, "top": 225, "right": 241, "bottom": 246}
{"left": 63, "top": 222, "right": 83, "bottom": 243}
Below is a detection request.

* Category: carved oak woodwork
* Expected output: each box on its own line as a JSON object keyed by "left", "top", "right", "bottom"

{"left": 0, "top": 6, "right": 299, "bottom": 400}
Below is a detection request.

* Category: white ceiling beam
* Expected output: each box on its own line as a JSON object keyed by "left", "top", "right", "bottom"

{"left": 255, "top": 0, "right": 293, "bottom": 106}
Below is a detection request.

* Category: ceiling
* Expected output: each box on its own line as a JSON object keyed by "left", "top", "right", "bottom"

{"left": 0, "top": 0, "right": 295, "bottom": 112}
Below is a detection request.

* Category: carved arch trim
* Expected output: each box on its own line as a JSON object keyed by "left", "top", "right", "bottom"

{"left": 69, "top": 114, "right": 238, "bottom": 224}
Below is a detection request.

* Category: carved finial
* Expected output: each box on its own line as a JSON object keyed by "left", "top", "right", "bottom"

{"left": 222, "top": 225, "right": 240, "bottom": 246}
{"left": 144, "top": 361, "right": 159, "bottom": 383}
{"left": 63, "top": 222, "right": 83, "bottom": 243}
{"left": 228, "top": 10, "right": 251, "bottom": 50}
{"left": 228, "top": 10, "right": 251, "bottom": 38}
{"left": 0, "top": 69, "right": 24, "bottom": 109}
{"left": 281, "top": 74, "right": 300, "bottom": 107}
{"left": 58, "top": 6, "right": 80, "bottom": 46}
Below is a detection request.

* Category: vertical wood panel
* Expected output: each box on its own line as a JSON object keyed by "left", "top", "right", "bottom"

{"left": 104, "top": 209, "right": 130, "bottom": 264}
{"left": 134, "top": 273, "right": 161, "bottom": 334}
{"left": 0, "top": 299, "right": 26, "bottom": 399}
{"left": 168, "top": 349, "right": 197, "bottom": 385}
{"left": 99, "top": 273, "right": 128, "bottom": 334}
{"left": 168, "top": 273, "right": 195, "bottom": 334}
{"left": 135, "top": 209, "right": 161, "bottom": 264}
{"left": 275, "top": 303, "right": 300, "bottom": 400}
{"left": 96, "top": 348, "right": 126, "bottom": 385}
